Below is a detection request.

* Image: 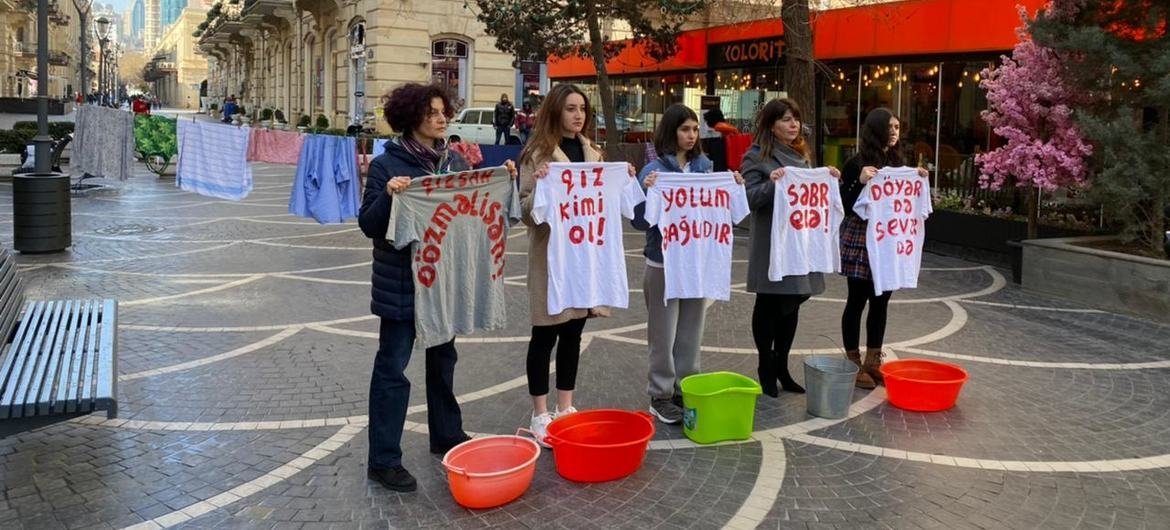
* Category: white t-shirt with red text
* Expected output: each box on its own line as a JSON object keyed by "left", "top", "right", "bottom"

{"left": 853, "top": 167, "right": 933, "bottom": 295}
{"left": 644, "top": 172, "right": 750, "bottom": 304}
{"left": 768, "top": 167, "right": 845, "bottom": 281}
{"left": 533, "top": 162, "right": 646, "bottom": 315}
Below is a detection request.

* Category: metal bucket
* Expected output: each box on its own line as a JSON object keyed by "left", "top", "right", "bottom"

{"left": 803, "top": 356, "right": 858, "bottom": 419}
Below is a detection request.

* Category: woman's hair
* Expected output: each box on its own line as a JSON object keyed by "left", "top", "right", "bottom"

{"left": 857, "top": 107, "right": 905, "bottom": 167}
{"left": 752, "top": 98, "right": 808, "bottom": 162}
{"left": 520, "top": 84, "right": 598, "bottom": 165}
{"left": 381, "top": 83, "right": 453, "bottom": 134}
{"left": 654, "top": 103, "right": 703, "bottom": 162}
{"left": 703, "top": 108, "right": 725, "bottom": 128}
{"left": 523, "top": 102, "right": 532, "bottom": 112}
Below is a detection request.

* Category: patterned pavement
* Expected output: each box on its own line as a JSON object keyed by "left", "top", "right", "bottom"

{"left": 1, "top": 160, "right": 1169, "bottom": 530}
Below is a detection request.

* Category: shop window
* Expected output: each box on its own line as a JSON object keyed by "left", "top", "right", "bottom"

{"left": 896, "top": 63, "right": 942, "bottom": 173}
{"left": 821, "top": 65, "right": 861, "bottom": 168}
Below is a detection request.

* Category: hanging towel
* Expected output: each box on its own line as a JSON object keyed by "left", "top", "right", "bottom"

{"left": 289, "top": 134, "right": 361, "bottom": 224}
{"left": 247, "top": 128, "right": 305, "bottom": 164}
{"left": 73, "top": 105, "right": 136, "bottom": 180}
{"left": 176, "top": 120, "right": 253, "bottom": 200}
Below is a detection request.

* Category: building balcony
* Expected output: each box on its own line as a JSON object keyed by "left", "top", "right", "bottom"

{"left": 48, "top": 50, "right": 69, "bottom": 66}
{"left": 13, "top": 42, "right": 36, "bottom": 57}
{"left": 242, "top": 0, "right": 293, "bottom": 19}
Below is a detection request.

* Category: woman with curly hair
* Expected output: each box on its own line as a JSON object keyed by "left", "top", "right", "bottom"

{"left": 358, "top": 82, "right": 514, "bottom": 491}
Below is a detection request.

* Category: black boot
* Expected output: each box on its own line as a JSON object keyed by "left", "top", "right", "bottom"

{"left": 368, "top": 466, "right": 417, "bottom": 492}
{"left": 776, "top": 352, "right": 806, "bottom": 394}
{"left": 758, "top": 350, "right": 778, "bottom": 397}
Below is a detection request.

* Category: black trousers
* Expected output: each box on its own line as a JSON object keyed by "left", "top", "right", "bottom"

{"left": 841, "top": 277, "right": 892, "bottom": 350}
{"left": 526, "top": 318, "right": 588, "bottom": 396}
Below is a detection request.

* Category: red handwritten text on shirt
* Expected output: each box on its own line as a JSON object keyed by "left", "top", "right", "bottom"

{"left": 871, "top": 177, "right": 924, "bottom": 256}
{"left": 786, "top": 182, "right": 831, "bottom": 233}
{"left": 558, "top": 167, "right": 608, "bottom": 246}
{"left": 419, "top": 169, "right": 495, "bottom": 196}
{"left": 416, "top": 189, "right": 507, "bottom": 287}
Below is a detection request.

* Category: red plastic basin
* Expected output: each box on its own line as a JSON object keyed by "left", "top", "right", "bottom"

{"left": 545, "top": 409, "right": 655, "bottom": 483}
{"left": 881, "top": 359, "right": 969, "bottom": 412}
{"left": 442, "top": 435, "right": 540, "bottom": 509}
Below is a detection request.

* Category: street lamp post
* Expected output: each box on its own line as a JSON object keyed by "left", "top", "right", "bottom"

{"left": 95, "top": 16, "right": 110, "bottom": 105}
{"left": 14, "top": 0, "right": 73, "bottom": 252}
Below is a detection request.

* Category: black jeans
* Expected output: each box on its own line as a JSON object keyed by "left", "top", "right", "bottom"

{"left": 368, "top": 318, "right": 464, "bottom": 470}
{"left": 841, "top": 277, "right": 892, "bottom": 350}
{"left": 495, "top": 126, "right": 510, "bottom": 145}
{"left": 526, "top": 318, "right": 588, "bottom": 396}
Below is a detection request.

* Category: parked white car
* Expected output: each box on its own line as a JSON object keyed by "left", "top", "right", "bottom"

{"left": 447, "top": 107, "right": 520, "bottom": 144}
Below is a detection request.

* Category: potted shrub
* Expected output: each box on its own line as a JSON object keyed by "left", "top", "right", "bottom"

{"left": 259, "top": 108, "right": 274, "bottom": 128}
{"left": 315, "top": 114, "right": 330, "bottom": 130}
{"left": 296, "top": 114, "right": 311, "bottom": 132}
{"left": 209, "top": 102, "right": 218, "bottom": 117}
{"left": 274, "top": 109, "right": 287, "bottom": 130}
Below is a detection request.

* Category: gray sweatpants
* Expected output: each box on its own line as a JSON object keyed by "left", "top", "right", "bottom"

{"left": 643, "top": 264, "right": 707, "bottom": 399}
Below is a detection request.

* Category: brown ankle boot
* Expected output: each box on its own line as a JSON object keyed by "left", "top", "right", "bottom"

{"left": 863, "top": 348, "right": 886, "bottom": 385}
{"left": 846, "top": 350, "right": 876, "bottom": 389}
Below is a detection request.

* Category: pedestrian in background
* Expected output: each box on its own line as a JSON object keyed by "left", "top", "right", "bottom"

{"left": 515, "top": 102, "right": 535, "bottom": 144}
{"left": 494, "top": 93, "right": 516, "bottom": 145}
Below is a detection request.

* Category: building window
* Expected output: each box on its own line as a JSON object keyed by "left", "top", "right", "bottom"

{"left": 432, "top": 38, "right": 469, "bottom": 109}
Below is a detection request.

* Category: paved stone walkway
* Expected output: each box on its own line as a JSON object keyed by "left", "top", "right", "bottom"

{"left": 1, "top": 160, "right": 1168, "bottom": 530}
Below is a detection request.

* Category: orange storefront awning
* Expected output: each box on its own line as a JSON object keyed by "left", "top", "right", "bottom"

{"left": 548, "top": 0, "right": 1049, "bottom": 79}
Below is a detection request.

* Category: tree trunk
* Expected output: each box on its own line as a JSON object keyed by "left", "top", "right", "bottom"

{"left": 782, "top": 0, "right": 815, "bottom": 161}
{"left": 1026, "top": 186, "right": 1039, "bottom": 240}
{"left": 1154, "top": 107, "right": 1169, "bottom": 255}
{"left": 585, "top": 0, "right": 619, "bottom": 146}
{"left": 74, "top": 0, "right": 89, "bottom": 95}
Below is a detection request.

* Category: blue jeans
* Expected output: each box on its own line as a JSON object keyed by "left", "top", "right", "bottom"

{"left": 368, "top": 318, "right": 465, "bottom": 470}
{"left": 495, "top": 126, "right": 509, "bottom": 145}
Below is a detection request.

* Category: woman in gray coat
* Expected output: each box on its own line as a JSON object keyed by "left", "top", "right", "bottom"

{"left": 741, "top": 98, "right": 839, "bottom": 397}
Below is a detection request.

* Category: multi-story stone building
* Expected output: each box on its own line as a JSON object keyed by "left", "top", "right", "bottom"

{"left": 195, "top": 0, "right": 517, "bottom": 132}
{"left": 1, "top": 0, "right": 87, "bottom": 100}
{"left": 145, "top": 2, "right": 207, "bottom": 107}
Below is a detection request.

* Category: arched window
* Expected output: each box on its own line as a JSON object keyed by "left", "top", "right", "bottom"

{"left": 431, "top": 38, "right": 469, "bottom": 108}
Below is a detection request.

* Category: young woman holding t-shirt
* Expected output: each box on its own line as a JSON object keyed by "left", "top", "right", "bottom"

{"left": 517, "top": 83, "right": 636, "bottom": 445}
{"left": 741, "top": 98, "right": 840, "bottom": 398}
{"left": 632, "top": 103, "right": 744, "bottom": 424}
{"left": 838, "top": 108, "right": 928, "bottom": 389}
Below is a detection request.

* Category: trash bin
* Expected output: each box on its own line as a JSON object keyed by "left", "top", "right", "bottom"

{"left": 13, "top": 173, "right": 72, "bottom": 253}
{"left": 803, "top": 356, "right": 858, "bottom": 419}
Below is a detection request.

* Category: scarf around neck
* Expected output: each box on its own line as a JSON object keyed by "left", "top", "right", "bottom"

{"left": 401, "top": 134, "right": 449, "bottom": 174}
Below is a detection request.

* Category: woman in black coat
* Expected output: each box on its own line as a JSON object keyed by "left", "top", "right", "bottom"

{"left": 357, "top": 83, "right": 473, "bottom": 492}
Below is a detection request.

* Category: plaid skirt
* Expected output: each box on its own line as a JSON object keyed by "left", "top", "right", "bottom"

{"left": 840, "top": 215, "right": 871, "bottom": 280}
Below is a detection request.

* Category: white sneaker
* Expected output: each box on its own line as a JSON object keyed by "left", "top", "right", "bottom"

{"left": 554, "top": 406, "right": 578, "bottom": 418}
{"left": 529, "top": 412, "right": 554, "bottom": 448}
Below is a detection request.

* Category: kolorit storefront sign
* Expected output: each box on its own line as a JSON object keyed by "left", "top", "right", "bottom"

{"left": 711, "top": 38, "right": 785, "bottom": 68}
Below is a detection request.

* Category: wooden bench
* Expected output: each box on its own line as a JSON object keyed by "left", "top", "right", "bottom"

{"left": 0, "top": 247, "right": 118, "bottom": 435}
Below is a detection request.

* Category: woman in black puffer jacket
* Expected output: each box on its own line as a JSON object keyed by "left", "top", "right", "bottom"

{"left": 357, "top": 83, "right": 471, "bottom": 492}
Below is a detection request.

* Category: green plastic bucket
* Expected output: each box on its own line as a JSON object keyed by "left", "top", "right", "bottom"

{"left": 679, "top": 371, "right": 762, "bottom": 444}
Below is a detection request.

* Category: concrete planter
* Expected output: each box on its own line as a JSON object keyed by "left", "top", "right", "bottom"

{"left": 1020, "top": 236, "right": 1170, "bottom": 323}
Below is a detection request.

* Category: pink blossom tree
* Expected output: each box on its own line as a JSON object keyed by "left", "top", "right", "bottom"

{"left": 976, "top": 8, "right": 1093, "bottom": 239}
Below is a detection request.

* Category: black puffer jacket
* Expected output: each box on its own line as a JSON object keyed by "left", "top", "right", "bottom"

{"left": 358, "top": 139, "right": 469, "bottom": 320}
